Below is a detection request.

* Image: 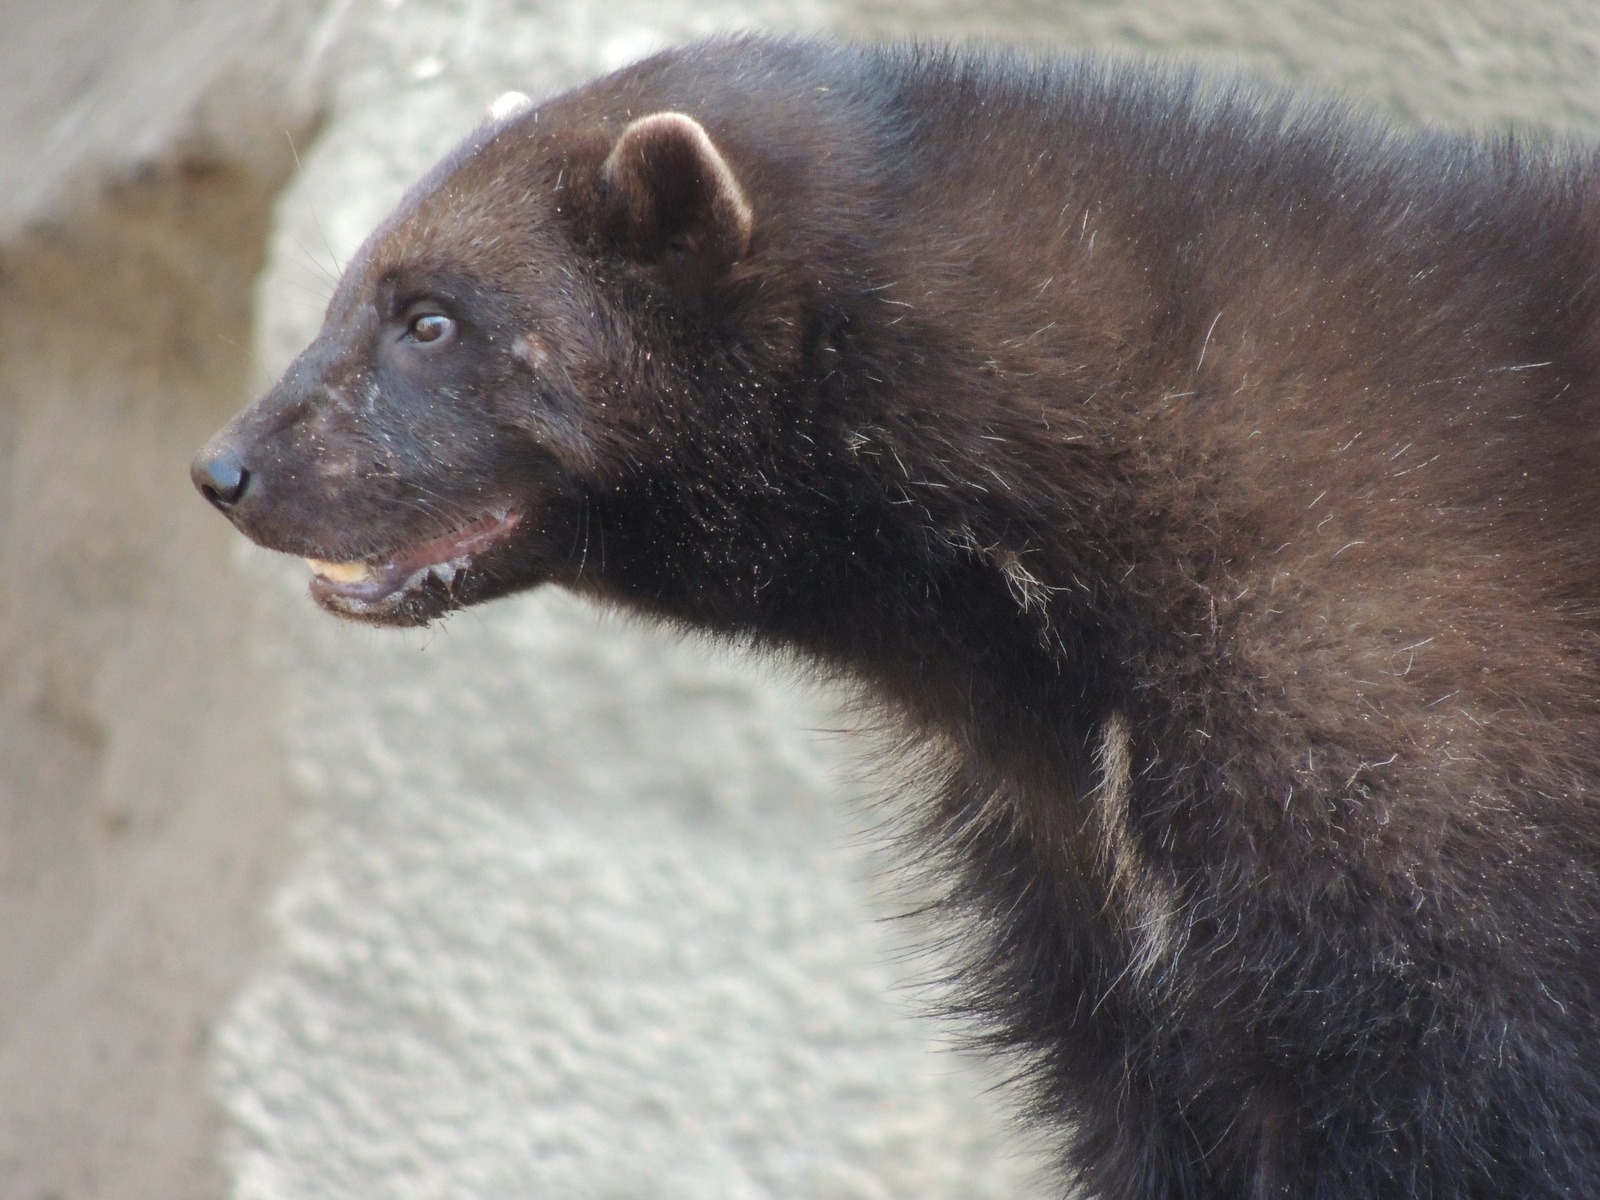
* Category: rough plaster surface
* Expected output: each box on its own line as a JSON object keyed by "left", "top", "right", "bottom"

{"left": 2, "top": 1, "right": 1599, "bottom": 1198}
{"left": 220, "top": 580, "right": 1025, "bottom": 1199}
{"left": 0, "top": 5, "right": 321, "bottom": 1196}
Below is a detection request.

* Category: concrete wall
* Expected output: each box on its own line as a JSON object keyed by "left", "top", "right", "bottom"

{"left": 2, "top": 2, "right": 1597, "bottom": 1198}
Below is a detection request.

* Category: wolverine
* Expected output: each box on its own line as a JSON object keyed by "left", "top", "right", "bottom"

{"left": 193, "top": 37, "right": 1600, "bottom": 1200}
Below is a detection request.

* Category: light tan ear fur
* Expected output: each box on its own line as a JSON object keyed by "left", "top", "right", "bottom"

{"left": 602, "top": 112, "right": 754, "bottom": 264}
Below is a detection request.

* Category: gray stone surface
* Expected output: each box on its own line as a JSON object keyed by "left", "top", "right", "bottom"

{"left": 0, "top": 5, "right": 320, "bottom": 1197}
{"left": 2, "top": 1, "right": 1599, "bottom": 1198}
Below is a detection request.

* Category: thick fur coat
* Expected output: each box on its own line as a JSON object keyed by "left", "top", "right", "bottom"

{"left": 194, "top": 38, "right": 1600, "bottom": 1199}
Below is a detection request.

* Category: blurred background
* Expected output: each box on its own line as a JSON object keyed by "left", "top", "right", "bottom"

{"left": 2, "top": 1, "right": 1597, "bottom": 1198}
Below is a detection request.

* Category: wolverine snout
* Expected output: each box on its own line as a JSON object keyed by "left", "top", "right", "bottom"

{"left": 192, "top": 438, "right": 251, "bottom": 513}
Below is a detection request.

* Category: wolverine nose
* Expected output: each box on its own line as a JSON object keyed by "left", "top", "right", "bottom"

{"left": 192, "top": 442, "right": 251, "bottom": 511}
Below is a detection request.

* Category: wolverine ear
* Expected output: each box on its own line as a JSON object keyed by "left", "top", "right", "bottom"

{"left": 601, "top": 112, "right": 753, "bottom": 276}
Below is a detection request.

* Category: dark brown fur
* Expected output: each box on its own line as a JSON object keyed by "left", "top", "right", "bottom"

{"left": 194, "top": 38, "right": 1600, "bottom": 1199}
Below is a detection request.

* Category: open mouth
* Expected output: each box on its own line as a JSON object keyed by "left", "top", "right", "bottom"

{"left": 305, "top": 507, "right": 523, "bottom": 612}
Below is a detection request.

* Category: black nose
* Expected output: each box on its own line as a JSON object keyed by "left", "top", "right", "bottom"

{"left": 192, "top": 442, "right": 251, "bottom": 511}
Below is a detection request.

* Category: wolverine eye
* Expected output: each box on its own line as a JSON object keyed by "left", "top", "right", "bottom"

{"left": 408, "top": 312, "right": 455, "bottom": 343}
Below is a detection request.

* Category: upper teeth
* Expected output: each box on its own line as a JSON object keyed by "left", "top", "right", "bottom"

{"left": 307, "top": 558, "right": 372, "bottom": 584}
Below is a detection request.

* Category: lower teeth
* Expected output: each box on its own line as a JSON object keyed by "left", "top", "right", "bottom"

{"left": 307, "top": 558, "right": 371, "bottom": 584}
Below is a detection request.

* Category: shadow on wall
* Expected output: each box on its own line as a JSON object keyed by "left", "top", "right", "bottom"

{"left": 0, "top": 121, "right": 309, "bottom": 1198}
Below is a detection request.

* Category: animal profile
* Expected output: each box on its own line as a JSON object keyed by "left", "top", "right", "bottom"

{"left": 194, "top": 38, "right": 1600, "bottom": 1199}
